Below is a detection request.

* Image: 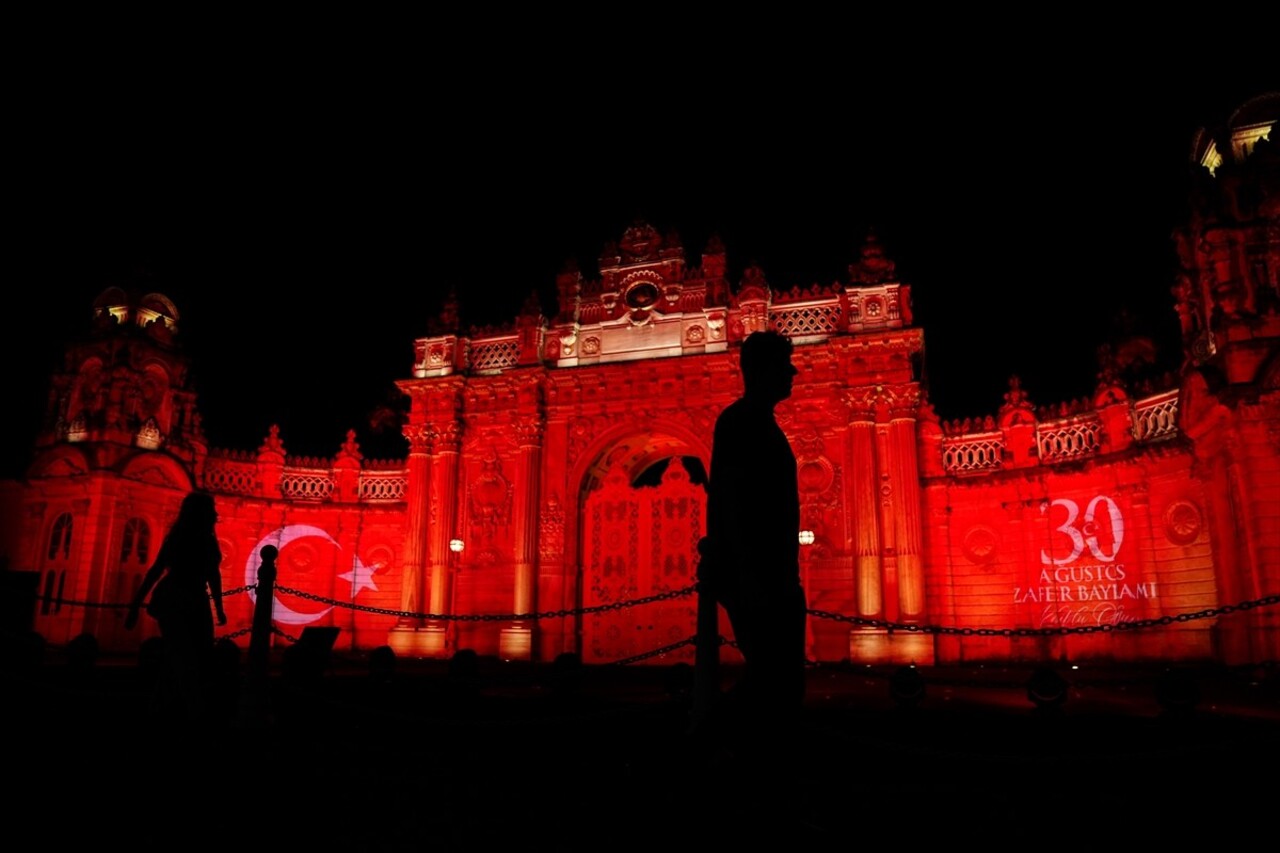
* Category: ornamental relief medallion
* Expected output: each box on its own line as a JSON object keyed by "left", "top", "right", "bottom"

{"left": 962, "top": 525, "right": 1000, "bottom": 566}
{"left": 1163, "top": 499, "right": 1203, "bottom": 546}
{"left": 796, "top": 456, "right": 834, "bottom": 496}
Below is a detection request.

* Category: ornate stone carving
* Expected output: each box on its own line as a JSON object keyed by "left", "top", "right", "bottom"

{"left": 962, "top": 525, "right": 999, "bottom": 565}
{"left": 538, "top": 492, "right": 565, "bottom": 562}
{"left": 1163, "top": 499, "right": 1203, "bottom": 545}
{"left": 468, "top": 450, "right": 512, "bottom": 540}
{"left": 402, "top": 424, "right": 433, "bottom": 454}
{"left": 847, "top": 230, "right": 897, "bottom": 285}
{"left": 513, "top": 419, "right": 543, "bottom": 448}
{"left": 618, "top": 221, "right": 663, "bottom": 262}
{"left": 432, "top": 422, "right": 462, "bottom": 454}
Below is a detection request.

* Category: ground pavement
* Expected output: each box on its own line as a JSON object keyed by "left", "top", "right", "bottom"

{"left": 11, "top": 651, "right": 1280, "bottom": 850}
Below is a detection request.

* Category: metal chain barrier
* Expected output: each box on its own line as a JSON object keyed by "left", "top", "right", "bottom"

{"left": 273, "top": 582, "right": 698, "bottom": 623}
{"left": 29, "top": 579, "right": 1280, "bottom": 669}
{"left": 806, "top": 592, "right": 1280, "bottom": 638}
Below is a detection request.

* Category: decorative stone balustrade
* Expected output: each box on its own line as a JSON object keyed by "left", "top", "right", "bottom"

{"left": 1131, "top": 388, "right": 1180, "bottom": 442}
{"left": 202, "top": 453, "right": 408, "bottom": 503}
{"left": 1036, "top": 414, "right": 1104, "bottom": 462}
{"left": 938, "top": 390, "right": 1181, "bottom": 476}
{"left": 202, "top": 455, "right": 260, "bottom": 496}
{"left": 358, "top": 470, "right": 409, "bottom": 501}
{"left": 941, "top": 432, "right": 1004, "bottom": 474}
{"left": 279, "top": 469, "right": 335, "bottom": 501}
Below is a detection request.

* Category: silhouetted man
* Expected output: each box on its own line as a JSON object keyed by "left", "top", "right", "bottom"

{"left": 700, "top": 330, "right": 806, "bottom": 739}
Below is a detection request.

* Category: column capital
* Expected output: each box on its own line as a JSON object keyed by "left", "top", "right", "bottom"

{"left": 513, "top": 418, "right": 544, "bottom": 448}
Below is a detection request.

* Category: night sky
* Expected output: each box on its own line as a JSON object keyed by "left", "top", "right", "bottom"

{"left": 5, "top": 43, "right": 1275, "bottom": 477}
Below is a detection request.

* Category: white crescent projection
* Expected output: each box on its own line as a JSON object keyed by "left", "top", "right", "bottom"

{"left": 244, "top": 524, "right": 375, "bottom": 625}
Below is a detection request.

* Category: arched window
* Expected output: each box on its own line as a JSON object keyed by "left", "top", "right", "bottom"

{"left": 116, "top": 517, "right": 151, "bottom": 612}
{"left": 119, "top": 518, "right": 151, "bottom": 565}
{"left": 39, "top": 570, "right": 67, "bottom": 615}
{"left": 41, "top": 571, "right": 56, "bottom": 615}
{"left": 47, "top": 512, "right": 73, "bottom": 561}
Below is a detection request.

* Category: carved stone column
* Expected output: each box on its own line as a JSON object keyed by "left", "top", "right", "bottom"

{"left": 848, "top": 407, "right": 882, "bottom": 620}
{"left": 887, "top": 386, "right": 931, "bottom": 662}
{"left": 421, "top": 421, "right": 462, "bottom": 657}
{"left": 874, "top": 419, "right": 898, "bottom": 624}
{"left": 388, "top": 424, "right": 431, "bottom": 654}
{"left": 889, "top": 391, "right": 924, "bottom": 623}
{"left": 500, "top": 417, "right": 542, "bottom": 661}
{"left": 846, "top": 391, "right": 883, "bottom": 662}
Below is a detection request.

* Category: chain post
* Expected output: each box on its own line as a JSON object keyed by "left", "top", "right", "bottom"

{"left": 238, "top": 544, "right": 277, "bottom": 728}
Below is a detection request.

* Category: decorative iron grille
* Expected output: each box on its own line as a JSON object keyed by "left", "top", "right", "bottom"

{"left": 770, "top": 303, "right": 842, "bottom": 340}
{"left": 469, "top": 336, "right": 519, "bottom": 373}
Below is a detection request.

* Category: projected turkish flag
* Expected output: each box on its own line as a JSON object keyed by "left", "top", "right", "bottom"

{"left": 243, "top": 524, "right": 378, "bottom": 625}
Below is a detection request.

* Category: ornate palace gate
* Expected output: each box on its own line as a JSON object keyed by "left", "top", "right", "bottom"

{"left": 580, "top": 457, "right": 713, "bottom": 664}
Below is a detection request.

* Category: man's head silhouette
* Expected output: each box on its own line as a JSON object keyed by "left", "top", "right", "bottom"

{"left": 740, "top": 330, "right": 797, "bottom": 405}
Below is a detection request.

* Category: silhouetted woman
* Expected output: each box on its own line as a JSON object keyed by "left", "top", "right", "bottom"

{"left": 125, "top": 490, "right": 226, "bottom": 722}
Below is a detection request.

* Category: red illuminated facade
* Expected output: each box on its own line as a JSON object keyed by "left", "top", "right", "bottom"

{"left": 3, "top": 96, "right": 1277, "bottom": 666}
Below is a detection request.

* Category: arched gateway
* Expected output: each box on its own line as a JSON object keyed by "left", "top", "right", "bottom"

{"left": 389, "top": 224, "right": 931, "bottom": 663}
{"left": 4, "top": 96, "right": 1276, "bottom": 666}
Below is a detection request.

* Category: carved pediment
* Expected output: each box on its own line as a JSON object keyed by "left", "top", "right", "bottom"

{"left": 121, "top": 454, "right": 193, "bottom": 490}
{"left": 31, "top": 449, "right": 90, "bottom": 478}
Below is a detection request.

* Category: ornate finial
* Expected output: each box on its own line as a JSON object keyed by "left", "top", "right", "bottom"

{"left": 428, "top": 288, "right": 461, "bottom": 335}
{"left": 1003, "top": 376, "right": 1028, "bottom": 407}
{"left": 259, "top": 424, "right": 286, "bottom": 455}
{"left": 998, "top": 375, "right": 1036, "bottom": 427}
{"left": 848, "top": 229, "right": 897, "bottom": 284}
{"left": 740, "top": 263, "right": 768, "bottom": 291}
{"left": 662, "top": 456, "right": 690, "bottom": 484}
{"left": 619, "top": 220, "right": 662, "bottom": 261}
{"left": 135, "top": 417, "right": 163, "bottom": 450}
{"left": 339, "top": 429, "right": 362, "bottom": 461}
